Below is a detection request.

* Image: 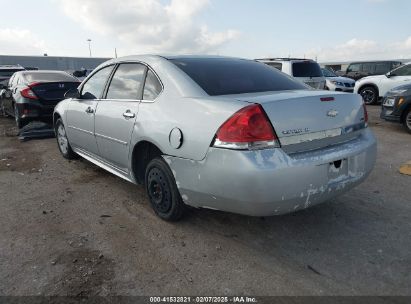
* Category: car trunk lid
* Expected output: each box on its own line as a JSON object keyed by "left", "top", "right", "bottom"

{"left": 230, "top": 90, "right": 366, "bottom": 153}
{"left": 30, "top": 82, "right": 80, "bottom": 102}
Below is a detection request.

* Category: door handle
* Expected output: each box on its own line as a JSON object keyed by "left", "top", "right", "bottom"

{"left": 85, "top": 106, "right": 94, "bottom": 114}
{"left": 123, "top": 110, "right": 135, "bottom": 119}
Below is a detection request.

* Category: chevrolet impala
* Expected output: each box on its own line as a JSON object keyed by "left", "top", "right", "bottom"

{"left": 54, "top": 55, "right": 377, "bottom": 221}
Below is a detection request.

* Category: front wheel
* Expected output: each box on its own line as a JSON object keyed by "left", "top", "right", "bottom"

{"left": 359, "top": 86, "right": 378, "bottom": 105}
{"left": 145, "top": 157, "right": 185, "bottom": 221}
{"left": 403, "top": 108, "right": 411, "bottom": 134}
{"left": 55, "top": 118, "right": 77, "bottom": 159}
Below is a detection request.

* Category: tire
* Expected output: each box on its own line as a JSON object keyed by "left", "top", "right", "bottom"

{"left": 359, "top": 86, "right": 378, "bottom": 105}
{"left": 55, "top": 118, "right": 77, "bottom": 159}
{"left": 14, "top": 105, "right": 26, "bottom": 129}
{"left": 403, "top": 108, "right": 411, "bottom": 134}
{"left": 145, "top": 157, "right": 185, "bottom": 221}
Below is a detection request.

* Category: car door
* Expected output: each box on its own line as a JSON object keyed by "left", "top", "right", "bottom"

{"left": 379, "top": 64, "right": 411, "bottom": 96}
{"left": 66, "top": 65, "right": 115, "bottom": 156}
{"left": 94, "top": 63, "right": 146, "bottom": 171}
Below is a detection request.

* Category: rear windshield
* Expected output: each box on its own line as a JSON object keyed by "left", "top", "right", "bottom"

{"left": 0, "top": 69, "right": 23, "bottom": 77}
{"left": 24, "top": 72, "right": 78, "bottom": 83}
{"left": 170, "top": 58, "right": 306, "bottom": 96}
{"left": 292, "top": 61, "right": 323, "bottom": 77}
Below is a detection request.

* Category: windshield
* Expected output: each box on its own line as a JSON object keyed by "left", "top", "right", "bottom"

{"left": 170, "top": 58, "right": 307, "bottom": 96}
{"left": 321, "top": 68, "right": 337, "bottom": 77}
{"left": 292, "top": 61, "right": 323, "bottom": 77}
{"left": 24, "top": 72, "right": 78, "bottom": 83}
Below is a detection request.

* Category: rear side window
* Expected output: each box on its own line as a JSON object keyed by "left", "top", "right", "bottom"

{"left": 292, "top": 61, "right": 322, "bottom": 77}
{"left": 81, "top": 65, "right": 114, "bottom": 99}
{"left": 106, "top": 63, "right": 146, "bottom": 100}
{"left": 374, "top": 63, "right": 390, "bottom": 74}
{"left": 143, "top": 70, "right": 162, "bottom": 100}
{"left": 361, "top": 63, "right": 374, "bottom": 73}
{"left": 265, "top": 62, "right": 282, "bottom": 71}
{"left": 24, "top": 72, "right": 78, "bottom": 83}
{"left": 170, "top": 58, "right": 306, "bottom": 96}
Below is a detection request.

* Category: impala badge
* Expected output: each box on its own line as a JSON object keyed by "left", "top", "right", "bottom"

{"left": 327, "top": 110, "right": 338, "bottom": 117}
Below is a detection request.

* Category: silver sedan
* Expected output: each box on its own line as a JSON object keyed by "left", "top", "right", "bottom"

{"left": 54, "top": 55, "right": 377, "bottom": 221}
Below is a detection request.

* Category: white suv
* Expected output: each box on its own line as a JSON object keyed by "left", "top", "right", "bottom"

{"left": 354, "top": 62, "right": 411, "bottom": 104}
{"left": 256, "top": 58, "right": 326, "bottom": 90}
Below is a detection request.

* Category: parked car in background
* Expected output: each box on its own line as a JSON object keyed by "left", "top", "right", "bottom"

{"left": 340, "top": 61, "right": 402, "bottom": 81}
{"left": 256, "top": 58, "right": 326, "bottom": 89}
{"left": 381, "top": 83, "right": 411, "bottom": 133}
{"left": 0, "top": 64, "right": 25, "bottom": 88}
{"left": 354, "top": 62, "right": 411, "bottom": 105}
{"left": 322, "top": 68, "right": 355, "bottom": 92}
{"left": 54, "top": 55, "right": 376, "bottom": 221}
{"left": 1, "top": 70, "right": 80, "bottom": 128}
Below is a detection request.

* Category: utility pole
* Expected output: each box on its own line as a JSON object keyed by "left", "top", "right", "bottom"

{"left": 115, "top": 48, "right": 118, "bottom": 58}
{"left": 87, "top": 39, "right": 92, "bottom": 57}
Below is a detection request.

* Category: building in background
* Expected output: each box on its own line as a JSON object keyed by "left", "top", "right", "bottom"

{"left": 0, "top": 55, "right": 110, "bottom": 71}
{"left": 320, "top": 59, "right": 411, "bottom": 73}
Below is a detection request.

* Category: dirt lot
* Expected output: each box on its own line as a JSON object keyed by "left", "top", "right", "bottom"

{"left": 0, "top": 106, "right": 410, "bottom": 296}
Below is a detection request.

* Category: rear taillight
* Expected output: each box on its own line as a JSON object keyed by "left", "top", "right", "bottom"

{"left": 20, "top": 87, "right": 38, "bottom": 100}
{"left": 213, "top": 104, "right": 279, "bottom": 150}
{"left": 363, "top": 102, "right": 368, "bottom": 127}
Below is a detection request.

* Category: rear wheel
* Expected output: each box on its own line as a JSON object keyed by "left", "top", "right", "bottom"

{"left": 359, "top": 86, "right": 378, "bottom": 105}
{"left": 14, "top": 105, "right": 26, "bottom": 129}
{"left": 403, "top": 108, "right": 411, "bottom": 134}
{"left": 55, "top": 118, "right": 77, "bottom": 159}
{"left": 145, "top": 157, "right": 185, "bottom": 221}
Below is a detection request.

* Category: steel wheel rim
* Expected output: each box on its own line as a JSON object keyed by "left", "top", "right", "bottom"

{"left": 57, "top": 124, "right": 69, "bottom": 154}
{"left": 361, "top": 89, "right": 375, "bottom": 104}
{"left": 147, "top": 168, "right": 172, "bottom": 213}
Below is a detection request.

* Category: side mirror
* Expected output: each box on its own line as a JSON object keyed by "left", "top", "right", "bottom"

{"left": 386, "top": 72, "right": 391, "bottom": 78}
{"left": 64, "top": 88, "right": 80, "bottom": 99}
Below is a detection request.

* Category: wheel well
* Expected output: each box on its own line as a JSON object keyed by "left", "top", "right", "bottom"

{"left": 132, "top": 141, "right": 163, "bottom": 184}
{"left": 400, "top": 104, "right": 411, "bottom": 123}
{"left": 359, "top": 84, "right": 379, "bottom": 97}
{"left": 53, "top": 112, "right": 61, "bottom": 126}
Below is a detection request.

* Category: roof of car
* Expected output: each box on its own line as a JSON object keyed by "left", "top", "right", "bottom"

{"left": 348, "top": 60, "right": 402, "bottom": 64}
{"left": 256, "top": 58, "right": 315, "bottom": 62}
{"left": 0, "top": 64, "right": 25, "bottom": 70}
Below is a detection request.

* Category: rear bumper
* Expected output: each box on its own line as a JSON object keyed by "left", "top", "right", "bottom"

{"left": 165, "top": 129, "right": 377, "bottom": 216}
{"left": 16, "top": 101, "right": 58, "bottom": 120}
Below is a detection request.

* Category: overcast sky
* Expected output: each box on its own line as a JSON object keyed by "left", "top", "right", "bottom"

{"left": 1, "top": 0, "right": 410, "bottom": 62}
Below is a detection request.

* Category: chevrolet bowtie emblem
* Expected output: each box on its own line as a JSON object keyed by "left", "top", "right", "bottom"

{"left": 327, "top": 110, "right": 338, "bottom": 117}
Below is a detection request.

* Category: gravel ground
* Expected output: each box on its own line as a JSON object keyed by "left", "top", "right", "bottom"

{"left": 0, "top": 106, "right": 410, "bottom": 296}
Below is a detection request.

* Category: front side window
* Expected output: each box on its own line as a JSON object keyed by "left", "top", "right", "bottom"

{"left": 392, "top": 64, "right": 411, "bottom": 76}
{"left": 143, "top": 70, "right": 162, "bottom": 100}
{"left": 170, "top": 58, "right": 306, "bottom": 96}
{"left": 106, "top": 63, "right": 146, "bottom": 100}
{"left": 81, "top": 65, "right": 114, "bottom": 99}
{"left": 347, "top": 64, "right": 360, "bottom": 73}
